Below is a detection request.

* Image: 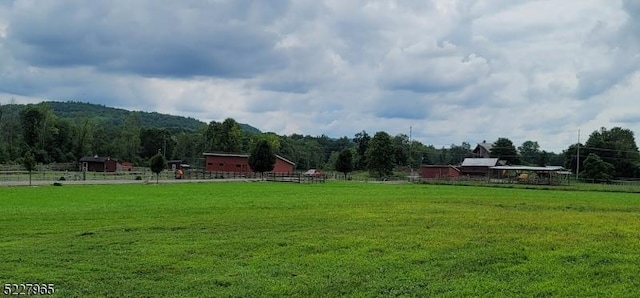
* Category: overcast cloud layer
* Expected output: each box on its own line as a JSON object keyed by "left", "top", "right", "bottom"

{"left": 1, "top": 0, "right": 639, "bottom": 152}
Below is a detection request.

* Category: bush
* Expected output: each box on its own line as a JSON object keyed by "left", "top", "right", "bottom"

{"left": 135, "top": 176, "right": 142, "bottom": 180}
{"left": 59, "top": 176, "right": 66, "bottom": 181}
{"left": 53, "top": 182, "right": 63, "bottom": 186}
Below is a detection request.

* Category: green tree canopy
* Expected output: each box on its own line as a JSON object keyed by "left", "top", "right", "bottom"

{"left": 562, "top": 143, "right": 585, "bottom": 174}
{"left": 20, "top": 105, "right": 46, "bottom": 150}
{"left": 582, "top": 153, "right": 614, "bottom": 182}
{"left": 584, "top": 127, "right": 640, "bottom": 178}
{"left": 205, "top": 118, "right": 243, "bottom": 153}
{"left": 353, "top": 131, "right": 370, "bottom": 170}
{"left": 448, "top": 142, "right": 471, "bottom": 165}
{"left": 248, "top": 140, "right": 276, "bottom": 177}
{"left": 116, "top": 113, "right": 141, "bottom": 163}
{"left": 149, "top": 152, "right": 166, "bottom": 184}
{"left": 391, "top": 134, "right": 410, "bottom": 166}
{"left": 140, "top": 128, "right": 174, "bottom": 160}
{"left": 335, "top": 149, "right": 354, "bottom": 179}
{"left": 518, "top": 140, "right": 541, "bottom": 165}
{"left": 366, "top": 131, "right": 395, "bottom": 178}
{"left": 490, "top": 137, "right": 521, "bottom": 165}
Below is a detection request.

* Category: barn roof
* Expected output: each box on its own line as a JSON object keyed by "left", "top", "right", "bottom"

{"left": 461, "top": 158, "right": 500, "bottom": 167}
{"left": 421, "top": 165, "right": 460, "bottom": 171}
{"left": 79, "top": 156, "right": 119, "bottom": 162}
{"left": 203, "top": 152, "right": 296, "bottom": 166}
{"left": 203, "top": 153, "right": 247, "bottom": 158}
{"left": 491, "top": 166, "right": 565, "bottom": 171}
{"left": 476, "top": 142, "right": 493, "bottom": 152}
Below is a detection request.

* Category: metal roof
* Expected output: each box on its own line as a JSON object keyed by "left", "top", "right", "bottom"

{"left": 461, "top": 158, "right": 499, "bottom": 167}
{"left": 491, "top": 166, "right": 565, "bottom": 171}
{"left": 202, "top": 152, "right": 296, "bottom": 165}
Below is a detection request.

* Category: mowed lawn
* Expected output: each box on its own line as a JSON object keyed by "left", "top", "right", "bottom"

{"left": 2, "top": 182, "right": 640, "bottom": 297}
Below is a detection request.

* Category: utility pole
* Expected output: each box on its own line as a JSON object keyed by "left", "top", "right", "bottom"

{"left": 409, "top": 126, "right": 413, "bottom": 178}
{"left": 576, "top": 129, "right": 580, "bottom": 180}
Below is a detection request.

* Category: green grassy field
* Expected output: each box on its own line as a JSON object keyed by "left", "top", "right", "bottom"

{"left": 2, "top": 182, "right": 640, "bottom": 297}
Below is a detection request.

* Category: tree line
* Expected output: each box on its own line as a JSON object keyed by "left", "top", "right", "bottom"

{"left": 2, "top": 103, "right": 640, "bottom": 180}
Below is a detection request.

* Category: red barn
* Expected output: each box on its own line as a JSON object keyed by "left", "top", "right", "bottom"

{"left": 421, "top": 165, "right": 460, "bottom": 179}
{"left": 79, "top": 156, "right": 121, "bottom": 172}
{"left": 203, "top": 153, "right": 295, "bottom": 173}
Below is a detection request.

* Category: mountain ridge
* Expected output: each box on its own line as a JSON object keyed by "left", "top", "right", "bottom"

{"left": 6, "top": 101, "right": 262, "bottom": 134}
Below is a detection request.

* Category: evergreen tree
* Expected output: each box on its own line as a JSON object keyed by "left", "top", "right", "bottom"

{"left": 248, "top": 140, "right": 276, "bottom": 178}
{"left": 149, "top": 152, "right": 166, "bottom": 184}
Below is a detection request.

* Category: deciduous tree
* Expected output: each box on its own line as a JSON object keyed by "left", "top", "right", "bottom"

{"left": 584, "top": 127, "right": 640, "bottom": 178}
{"left": 20, "top": 105, "right": 46, "bottom": 152}
{"left": 392, "top": 134, "right": 410, "bottom": 166}
{"left": 140, "top": 128, "right": 174, "bottom": 160}
{"left": 353, "top": 131, "right": 370, "bottom": 170}
{"left": 518, "top": 140, "right": 541, "bottom": 165}
{"left": 366, "top": 131, "right": 395, "bottom": 178}
{"left": 582, "top": 153, "right": 614, "bottom": 182}
{"left": 335, "top": 149, "right": 354, "bottom": 179}
{"left": 490, "top": 138, "right": 521, "bottom": 165}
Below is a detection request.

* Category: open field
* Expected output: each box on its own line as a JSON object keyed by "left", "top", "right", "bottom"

{"left": 2, "top": 182, "right": 640, "bottom": 297}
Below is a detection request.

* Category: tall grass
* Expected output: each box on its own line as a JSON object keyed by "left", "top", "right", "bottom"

{"left": 1, "top": 182, "right": 639, "bottom": 296}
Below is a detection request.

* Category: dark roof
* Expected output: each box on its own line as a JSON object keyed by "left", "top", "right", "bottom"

{"left": 421, "top": 165, "right": 460, "bottom": 171}
{"left": 473, "top": 142, "right": 493, "bottom": 153}
{"left": 203, "top": 153, "right": 248, "bottom": 158}
{"left": 79, "top": 156, "right": 119, "bottom": 162}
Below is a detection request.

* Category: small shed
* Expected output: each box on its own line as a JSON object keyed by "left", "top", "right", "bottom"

{"left": 167, "top": 160, "right": 190, "bottom": 171}
{"left": 421, "top": 165, "right": 460, "bottom": 179}
{"left": 80, "top": 156, "right": 120, "bottom": 172}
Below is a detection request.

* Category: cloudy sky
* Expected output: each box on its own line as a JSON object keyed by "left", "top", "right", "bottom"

{"left": 1, "top": 0, "right": 639, "bottom": 152}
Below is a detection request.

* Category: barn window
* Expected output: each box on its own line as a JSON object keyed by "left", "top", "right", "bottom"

{"left": 236, "top": 164, "right": 241, "bottom": 168}
{"left": 219, "top": 163, "right": 224, "bottom": 166}
{"left": 207, "top": 162, "right": 213, "bottom": 166}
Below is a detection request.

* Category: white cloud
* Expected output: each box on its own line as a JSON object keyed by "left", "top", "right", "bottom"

{"left": 0, "top": 0, "right": 638, "bottom": 153}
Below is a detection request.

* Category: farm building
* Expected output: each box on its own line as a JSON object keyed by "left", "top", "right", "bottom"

{"left": 203, "top": 153, "right": 295, "bottom": 173}
{"left": 79, "top": 156, "right": 122, "bottom": 172}
{"left": 472, "top": 141, "right": 493, "bottom": 158}
{"left": 490, "top": 166, "right": 571, "bottom": 185}
{"left": 167, "top": 160, "right": 190, "bottom": 171}
{"left": 421, "top": 165, "right": 460, "bottom": 179}
{"left": 459, "top": 158, "right": 505, "bottom": 177}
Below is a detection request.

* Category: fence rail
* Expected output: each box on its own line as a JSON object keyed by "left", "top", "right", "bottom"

{"left": 0, "top": 169, "right": 328, "bottom": 184}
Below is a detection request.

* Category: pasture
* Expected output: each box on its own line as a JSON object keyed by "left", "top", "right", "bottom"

{"left": 1, "top": 182, "right": 640, "bottom": 297}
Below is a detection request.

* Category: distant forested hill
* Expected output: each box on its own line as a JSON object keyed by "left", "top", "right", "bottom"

{"left": 9, "top": 101, "right": 261, "bottom": 134}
